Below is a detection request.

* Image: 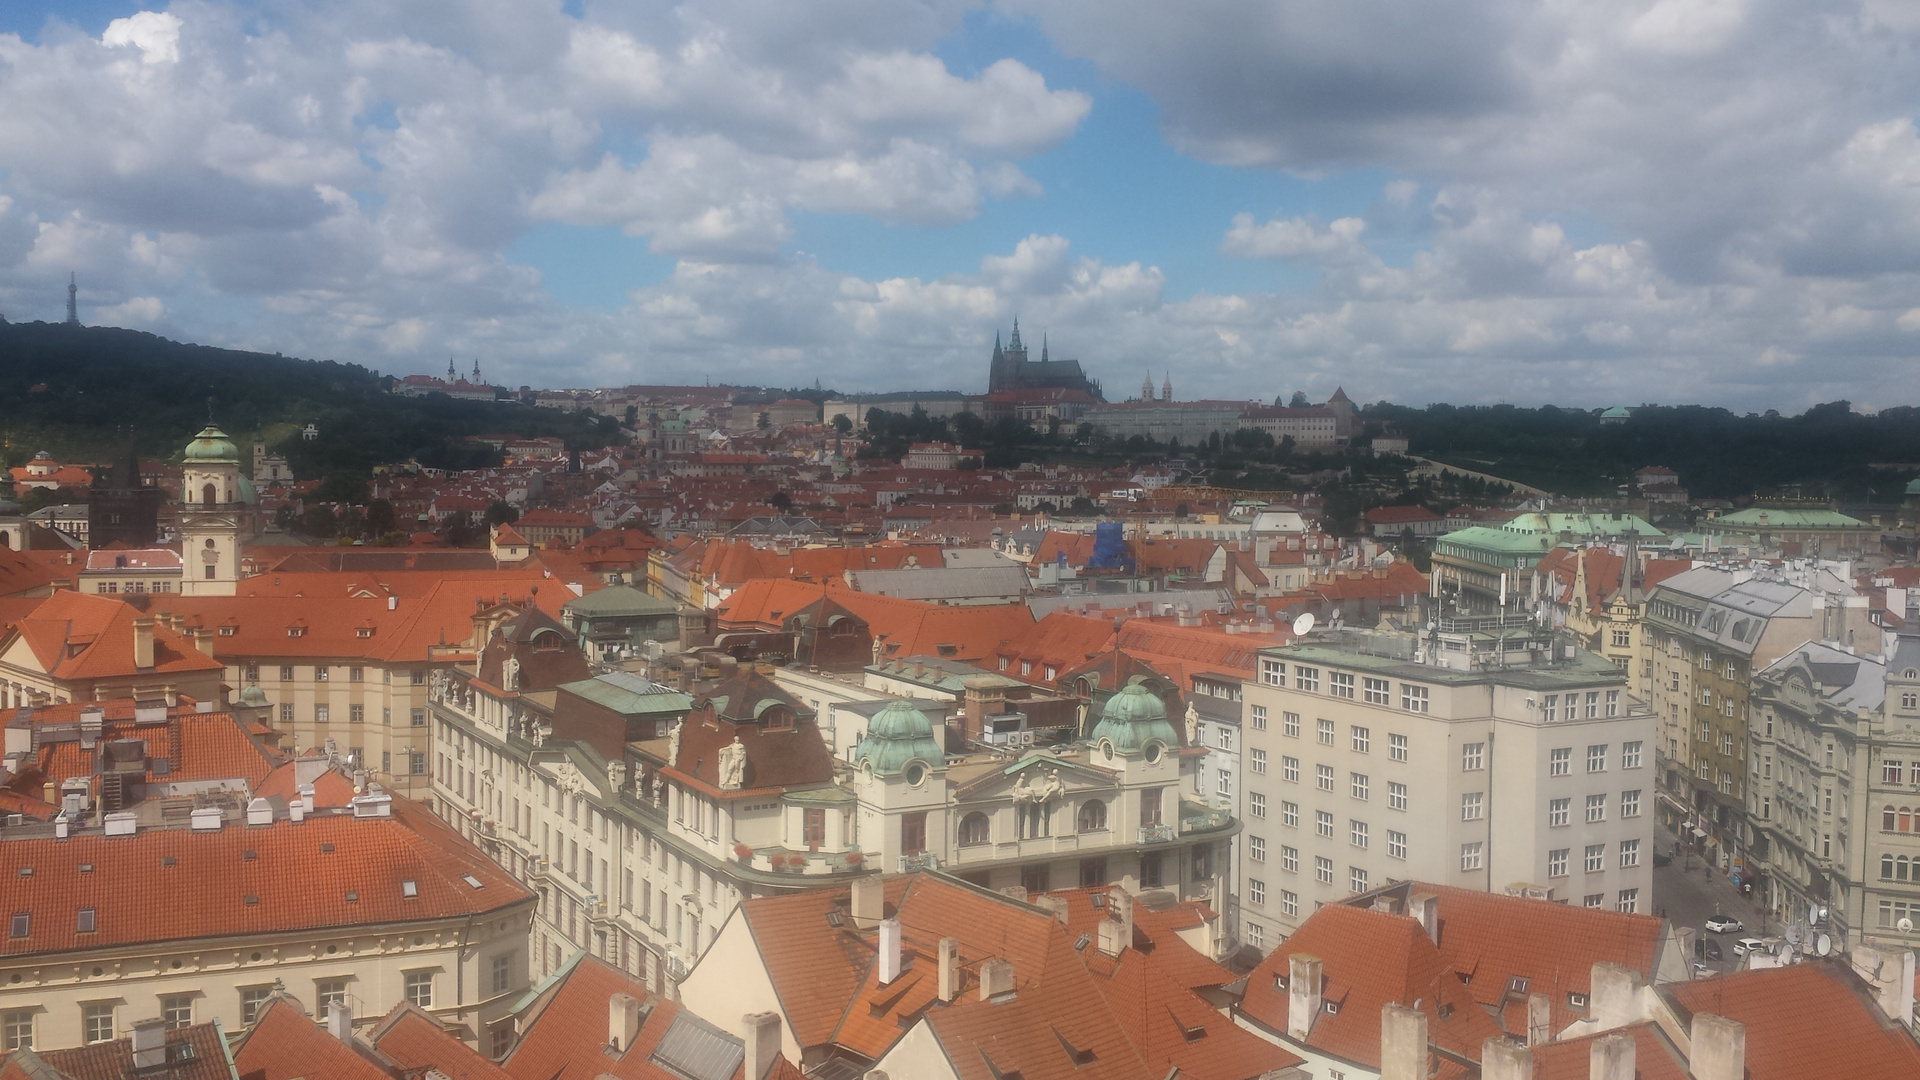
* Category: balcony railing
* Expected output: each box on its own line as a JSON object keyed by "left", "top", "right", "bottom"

{"left": 898, "top": 852, "right": 941, "bottom": 873}
{"left": 1138, "top": 823, "right": 1175, "bottom": 844}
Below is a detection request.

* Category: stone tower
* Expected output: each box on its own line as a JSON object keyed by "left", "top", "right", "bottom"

{"left": 179, "top": 423, "right": 251, "bottom": 596}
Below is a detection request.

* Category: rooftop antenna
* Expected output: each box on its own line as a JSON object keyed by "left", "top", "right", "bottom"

{"left": 66, "top": 272, "right": 79, "bottom": 326}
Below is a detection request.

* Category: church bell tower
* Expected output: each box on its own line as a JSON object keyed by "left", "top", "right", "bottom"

{"left": 179, "top": 423, "right": 250, "bottom": 596}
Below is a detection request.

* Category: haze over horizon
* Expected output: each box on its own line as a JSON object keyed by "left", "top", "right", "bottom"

{"left": 3, "top": 2, "right": 1919, "bottom": 411}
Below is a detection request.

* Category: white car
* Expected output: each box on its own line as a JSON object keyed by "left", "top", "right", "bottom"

{"left": 1732, "top": 937, "right": 1768, "bottom": 958}
{"left": 1704, "top": 915, "right": 1743, "bottom": 934}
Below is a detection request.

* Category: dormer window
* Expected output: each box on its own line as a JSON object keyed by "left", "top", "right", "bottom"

{"left": 287, "top": 627, "right": 305, "bottom": 638}
{"left": 764, "top": 710, "right": 794, "bottom": 731}
{"left": 356, "top": 627, "right": 373, "bottom": 638}
{"left": 218, "top": 626, "right": 235, "bottom": 637}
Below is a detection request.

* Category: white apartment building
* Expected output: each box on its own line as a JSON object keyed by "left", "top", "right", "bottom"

{"left": 1237, "top": 628, "right": 1657, "bottom": 949}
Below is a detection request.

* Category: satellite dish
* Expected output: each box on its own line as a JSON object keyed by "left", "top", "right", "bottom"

{"left": 1815, "top": 934, "right": 1832, "bottom": 957}
{"left": 1292, "top": 613, "right": 1316, "bottom": 637}
{"left": 1784, "top": 925, "right": 1803, "bottom": 946}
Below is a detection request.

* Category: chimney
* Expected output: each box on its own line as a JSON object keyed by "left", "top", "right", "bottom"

{"left": 850, "top": 876, "right": 884, "bottom": 930}
{"left": 1098, "top": 889, "right": 1136, "bottom": 956}
{"left": 978, "top": 958, "right": 1015, "bottom": 1002}
{"left": 326, "top": 1001, "right": 353, "bottom": 1044}
{"left": 1526, "top": 991, "right": 1552, "bottom": 1046}
{"left": 1409, "top": 891, "right": 1439, "bottom": 945}
{"left": 245, "top": 797, "right": 273, "bottom": 826}
{"left": 388, "top": 594, "right": 398, "bottom": 611}
{"left": 1850, "top": 942, "right": 1917, "bottom": 1026}
{"left": 4, "top": 720, "right": 29, "bottom": 757}
{"left": 609, "top": 993, "right": 642, "bottom": 1052}
{"left": 1286, "top": 954, "right": 1323, "bottom": 1042}
{"left": 1689, "top": 1014, "right": 1744, "bottom": 1080}
{"left": 877, "top": 918, "right": 902, "bottom": 985}
{"left": 191, "top": 627, "right": 215, "bottom": 657}
{"left": 1587, "top": 962, "right": 1641, "bottom": 1030}
{"left": 79, "top": 707, "right": 104, "bottom": 749}
{"left": 1379, "top": 1004, "right": 1427, "bottom": 1080}
{"left": 741, "top": 1012, "right": 781, "bottom": 1080}
{"left": 1481, "top": 1036, "right": 1534, "bottom": 1080}
{"left": 1589, "top": 1031, "right": 1635, "bottom": 1080}
{"left": 133, "top": 616, "right": 155, "bottom": 670}
{"left": 938, "top": 937, "right": 960, "bottom": 1002}
{"left": 130, "top": 1018, "right": 167, "bottom": 1069}
{"left": 295, "top": 751, "right": 328, "bottom": 788}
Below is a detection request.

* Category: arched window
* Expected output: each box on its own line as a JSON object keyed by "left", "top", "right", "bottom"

{"left": 958, "top": 812, "right": 991, "bottom": 847}
{"left": 202, "top": 482, "right": 217, "bottom": 507}
{"left": 1886, "top": 854, "right": 1898, "bottom": 880}
{"left": 1887, "top": 806, "right": 1898, "bottom": 832}
{"left": 1077, "top": 799, "right": 1108, "bottom": 833}
{"left": 1902, "top": 857, "right": 1913, "bottom": 883}
{"left": 1903, "top": 809, "right": 1914, "bottom": 833}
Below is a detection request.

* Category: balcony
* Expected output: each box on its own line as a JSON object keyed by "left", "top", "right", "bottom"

{"left": 898, "top": 852, "right": 941, "bottom": 873}
{"left": 1138, "top": 823, "right": 1175, "bottom": 845}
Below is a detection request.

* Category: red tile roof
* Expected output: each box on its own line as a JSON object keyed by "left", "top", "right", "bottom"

{"left": 233, "top": 996, "right": 392, "bottom": 1080}
{"left": 0, "top": 797, "right": 529, "bottom": 959}
{"left": 1663, "top": 962, "right": 1920, "bottom": 1080}
{"left": 1528, "top": 1023, "right": 1690, "bottom": 1080}
{"left": 718, "top": 580, "right": 1033, "bottom": 663}
{"left": 5, "top": 591, "right": 224, "bottom": 682}
{"left": 369, "top": 1002, "right": 511, "bottom": 1080}
{"left": 9, "top": 1021, "right": 235, "bottom": 1080}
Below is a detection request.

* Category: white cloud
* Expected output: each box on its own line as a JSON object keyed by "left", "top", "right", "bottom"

{"left": 1220, "top": 214, "right": 1366, "bottom": 259}
{"left": 102, "top": 11, "right": 183, "bottom": 64}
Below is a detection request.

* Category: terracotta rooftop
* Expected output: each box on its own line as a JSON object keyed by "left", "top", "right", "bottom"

{"left": 369, "top": 1002, "right": 511, "bottom": 1080}
{"left": 1663, "top": 962, "right": 1920, "bottom": 1079}
{"left": 2, "top": 1020, "right": 235, "bottom": 1080}
{"left": 232, "top": 996, "right": 391, "bottom": 1080}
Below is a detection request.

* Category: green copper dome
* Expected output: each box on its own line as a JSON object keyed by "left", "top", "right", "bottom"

{"left": 238, "top": 683, "right": 269, "bottom": 707}
{"left": 854, "top": 700, "right": 943, "bottom": 778}
{"left": 183, "top": 425, "right": 240, "bottom": 464}
{"left": 1090, "top": 683, "right": 1180, "bottom": 756}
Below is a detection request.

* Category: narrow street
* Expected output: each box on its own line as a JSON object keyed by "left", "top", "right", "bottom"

{"left": 1650, "top": 823, "right": 1772, "bottom": 975}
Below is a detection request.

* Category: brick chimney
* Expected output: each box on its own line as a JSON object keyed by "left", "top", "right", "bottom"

{"left": 1589, "top": 1031, "right": 1635, "bottom": 1080}
{"left": 1480, "top": 1036, "right": 1534, "bottom": 1080}
{"left": 1286, "top": 954, "right": 1323, "bottom": 1042}
{"left": 1379, "top": 1004, "right": 1427, "bottom": 1080}
{"left": 1689, "top": 1014, "right": 1744, "bottom": 1080}
{"left": 132, "top": 616, "right": 155, "bottom": 670}
{"left": 741, "top": 1012, "right": 781, "bottom": 1080}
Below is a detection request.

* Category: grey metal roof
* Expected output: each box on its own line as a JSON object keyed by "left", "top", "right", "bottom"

{"left": 563, "top": 584, "right": 677, "bottom": 618}
{"left": 558, "top": 672, "right": 692, "bottom": 716}
{"left": 647, "top": 1011, "right": 745, "bottom": 1080}
{"left": 848, "top": 566, "right": 1030, "bottom": 601}
{"left": 1760, "top": 641, "right": 1886, "bottom": 711}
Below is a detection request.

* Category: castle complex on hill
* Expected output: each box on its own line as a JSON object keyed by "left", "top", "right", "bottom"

{"left": 987, "top": 319, "right": 1104, "bottom": 400}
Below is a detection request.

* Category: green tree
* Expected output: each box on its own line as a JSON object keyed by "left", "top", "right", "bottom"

{"left": 365, "top": 498, "right": 397, "bottom": 536}
{"left": 484, "top": 500, "right": 519, "bottom": 527}
{"left": 831, "top": 413, "right": 853, "bottom": 435}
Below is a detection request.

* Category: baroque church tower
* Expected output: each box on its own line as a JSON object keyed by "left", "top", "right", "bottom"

{"left": 179, "top": 423, "right": 252, "bottom": 596}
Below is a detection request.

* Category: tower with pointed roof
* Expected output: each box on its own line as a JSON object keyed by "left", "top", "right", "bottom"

{"left": 1142, "top": 372, "right": 1155, "bottom": 401}
{"left": 1161, "top": 372, "right": 1172, "bottom": 402}
{"left": 985, "top": 319, "right": 1102, "bottom": 399}
{"left": 179, "top": 423, "right": 254, "bottom": 596}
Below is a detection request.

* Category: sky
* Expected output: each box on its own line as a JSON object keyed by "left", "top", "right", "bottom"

{"left": 1, "top": 1, "right": 1918, "bottom": 410}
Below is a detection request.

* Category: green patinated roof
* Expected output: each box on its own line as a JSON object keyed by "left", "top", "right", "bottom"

{"left": 1600, "top": 406, "right": 1633, "bottom": 418}
{"left": 563, "top": 584, "right": 677, "bottom": 619}
{"left": 1503, "top": 512, "right": 1664, "bottom": 538}
{"left": 183, "top": 425, "right": 241, "bottom": 464}
{"left": 783, "top": 786, "right": 856, "bottom": 804}
{"left": 1711, "top": 507, "right": 1873, "bottom": 530}
{"left": 1906, "top": 479, "right": 1920, "bottom": 496}
{"left": 558, "top": 673, "right": 692, "bottom": 716}
{"left": 853, "top": 699, "right": 943, "bottom": 777}
{"left": 1089, "top": 682, "right": 1180, "bottom": 756}
{"left": 1435, "top": 525, "right": 1555, "bottom": 553}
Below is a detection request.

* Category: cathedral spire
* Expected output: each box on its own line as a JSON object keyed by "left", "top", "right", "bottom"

{"left": 1161, "top": 371, "right": 1172, "bottom": 402}
{"left": 1008, "top": 317, "right": 1022, "bottom": 352}
{"left": 1142, "top": 371, "right": 1154, "bottom": 401}
{"left": 1041, "top": 334, "right": 1048, "bottom": 363}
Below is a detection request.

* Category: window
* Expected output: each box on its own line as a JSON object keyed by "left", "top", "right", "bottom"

{"left": 161, "top": 995, "right": 192, "bottom": 1030}
{"left": 1281, "top": 845, "right": 1298, "bottom": 873}
{"left": 1295, "top": 667, "right": 1319, "bottom": 692}
{"left": 1363, "top": 678, "right": 1390, "bottom": 705}
{"left": 1316, "top": 764, "right": 1334, "bottom": 792}
{"left": 1281, "top": 890, "right": 1299, "bottom": 917}
{"left": 1586, "top": 793, "right": 1607, "bottom": 823}
{"left": 1349, "top": 866, "right": 1368, "bottom": 893}
{"left": 1215, "top": 726, "right": 1235, "bottom": 752}
{"left": 1260, "top": 659, "right": 1284, "bottom": 687}
{"left": 240, "top": 985, "right": 274, "bottom": 1024}
{"left": 349, "top": 705, "right": 365, "bottom": 725}
{"left": 1250, "top": 793, "right": 1267, "bottom": 819}
{"left": 1387, "top": 830, "right": 1406, "bottom": 859}
{"left": 1329, "top": 672, "right": 1355, "bottom": 699}
{"left": 1283, "top": 712, "right": 1301, "bottom": 738}
{"left": 1462, "top": 742, "right": 1485, "bottom": 771}
{"left": 1279, "top": 800, "right": 1299, "bottom": 828}
{"left": 1620, "top": 789, "right": 1641, "bottom": 817}
{"left": 1587, "top": 744, "right": 1608, "bottom": 773}
{"left": 1251, "top": 705, "right": 1268, "bottom": 730}
{"left": 1887, "top": 761, "right": 1906, "bottom": 784}
{"left": 1142, "top": 788, "right": 1164, "bottom": 827}
{"left": 1350, "top": 820, "right": 1368, "bottom": 848}
{"left": 1460, "top": 842, "right": 1483, "bottom": 872}
{"left": 1543, "top": 695, "right": 1557, "bottom": 724}
{"left": 1606, "top": 690, "right": 1620, "bottom": 717}
{"left": 1077, "top": 800, "right": 1108, "bottom": 833}
{"left": 1402, "top": 684, "right": 1429, "bottom": 712}
{"left": 75, "top": 907, "right": 94, "bottom": 934}
{"left": 315, "top": 704, "right": 330, "bottom": 724}
{"left": 1351, "top": 726, "right": 1371, "bottom": 753}
{"left": 1584, "top": 844, "right": 1605, "bottom": 873}
{"left": 1388, "top": 782, "right": 1407, "bottom": 811}
{"left": 1611, "top": 629, "right": 1631, "bottom": 648}
{"left": 315, "top": 666, "right": 330, "bottom": 682}
{"left": 1906, "top": 693, "right": 1919, "bottom": 711}
{"left": 1619, "top": 840, "right": 1640, "bottom": 868}
{"left": 959, "top": 812, "right": 991, "bottom": 846}
{"left": 1248, "top": 879, "right": 1266, "bottom": 906}
{"left": 1317, "top": 718, "right": 1335, "bottom": 745}
{"left": 492, "top": 952, "right": 513, "bottom": 994}
{"left": 1584, "top": 894, "right": 1605, "bottom": 909}
{"left": 1615, "top": 889, "right": 1640, "bottom": 913}
{"left": 1316, "top": 811, "right": 1334, "bottom": 838}
{"left": 279, "top": 703, "right": 294, "bottom": 723}
{"left": 1283, "top": 756, "right": 1300, "bottom": 783}
{"left": 8, "top": 913, "right": 26, "bottom": 939}
{"left": 405, "top": 971, "right": 434, "bottom": 1008}
{"left": 1350, "top": 773, "right": 1370, "bottom": 800}
{"left": 904, "top": 810, "right": 930, "bottom": 852}
{"left": 316, "top": 979, "right": 348, "bottom": 1013}
{"left": 4, "top": 1010, "right": 31, "bottom": 1051}
{"left": 82, "top": 1003, "right": 114, "bottom": 1045}
{"left": 1549, "top": 748, "right": 1571, "bottom": 777}
{"left": 1389, "top": 733, "right": 1408, "bottom": 762}
{"left": 1315, "top": 856, "right": 1334, "bottom": 884}
{"left": 1549, "top": 798, "right": 1570, "bottom": 827}
{"left": 1461, "top": 792, "right": 1483, "bottom": 821}
{"left": 1251, "top": 750, "right": 1267, "bottom": 775}
{"left": 1249, "top": 836, "right": 1266, "bottom": 862}
{"left": 1215, "top": 771, "right": 1233, "bottom": 798}
{"left": 1621, "top": 740, "right": 1642, "bottom": 769}
{"left": 1548, "top": 848, "right": 1569, "bottom": 877}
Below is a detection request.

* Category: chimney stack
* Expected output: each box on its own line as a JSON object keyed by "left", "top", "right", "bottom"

{"left": 978, "top": 958, "right": 1015, "bottom": 1002}
{"left": 877, "top": 918, "right": 902, "bottom": 985}
{"left": 850, "top": 876, "right": 884, "bottom": 930}
{"left": 938, "top": 937, "right": 960, "bottom": 1002}
{"left": 1849, "top": 943, "right": 1917, "bottom": 1027}
{"left": 132, "top": 616, "right": 155, "bottom": 670}
{"left": 1481, "top": 1036, "right": 1534, "bottom": 1080}
{"left": 191, "top": 627, "right": 215, "bottom": 657}
{"left": 1286, "top": 954, "right": 1323, "bottom": 1042}
{"left": 608, "top": 993, "right": 642, "bottom": 1052}
{"left": 130, "top": 1018, "right": 167, "bottom": 1069}
{"left": 741, "top": 1012, "right": 781, "bottom": 1080}
{"left": 1409, "top": 892, "right": 1439, "bottom": 945}
{"left": 1097, "top": 889, "right": 1136, "bottom": 957}
{"left": 326, "top": 1001, "right": 353, "bottom": 1044}
{"left": 1379, "top": 1004, "right": 1427, "bottom": 1080}
{"left": 1526, "top": 992, "right": 1552, "bottom": 1046}
{"left": 1589, "top": 1031, "right": 1635, "bottom": 1080}
{"left": 1689, "top": 1014, "right": 1745, "bottom": 1080}
{"left": 1587, "top": 962, "right": 1642, "bottom": 1030}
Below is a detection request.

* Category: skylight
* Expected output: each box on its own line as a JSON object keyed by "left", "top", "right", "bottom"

{"left": 401, "top": 879, "right": 419, "bottom": 898}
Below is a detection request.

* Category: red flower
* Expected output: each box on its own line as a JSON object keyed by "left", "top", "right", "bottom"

{"left": 843, "top": 851, "right": 864, "bottom": 864}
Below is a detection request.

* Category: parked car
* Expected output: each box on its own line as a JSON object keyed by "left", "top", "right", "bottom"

{"left": 1704, "top": 915, "right": 1743, "bottom": 934}
{"left": 1733, "top": 937, "right": 1768, "bottom": 958}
